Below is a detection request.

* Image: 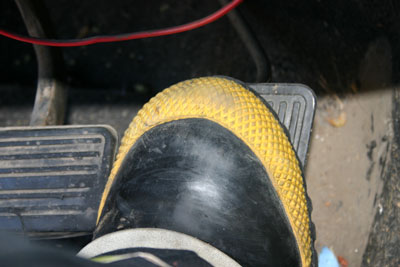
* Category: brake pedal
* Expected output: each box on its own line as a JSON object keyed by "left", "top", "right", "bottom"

{"left": 0, "top": 125, "right": 117, "bottom": 238}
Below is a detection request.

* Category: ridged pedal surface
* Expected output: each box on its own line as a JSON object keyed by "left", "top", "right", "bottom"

{"left": 0, "top": 126, "right": 116, "bottom": 236}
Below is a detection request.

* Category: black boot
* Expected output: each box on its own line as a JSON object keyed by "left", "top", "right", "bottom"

{"left": 95, "top": 77, "right": 316, "bottom": 267}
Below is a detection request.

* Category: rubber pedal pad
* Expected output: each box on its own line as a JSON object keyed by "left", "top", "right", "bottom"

{"left": 249, "top": 83, "right": 316, "bottom": 167}
{"left": 0, "top": 125, "right": 117, "bottom": 238}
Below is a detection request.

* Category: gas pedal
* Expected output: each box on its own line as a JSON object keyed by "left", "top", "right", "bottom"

{"left": 249, "top": 83, "right": 316, "bottom": 167}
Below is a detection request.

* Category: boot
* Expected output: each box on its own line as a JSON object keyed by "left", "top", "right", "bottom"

{"left": 94, "top": 77, "right": 316, "bottom": 267}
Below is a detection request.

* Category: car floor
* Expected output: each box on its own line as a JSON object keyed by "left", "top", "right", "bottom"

{"left": 1, "top": 0, "right": 399, "bottom": 266}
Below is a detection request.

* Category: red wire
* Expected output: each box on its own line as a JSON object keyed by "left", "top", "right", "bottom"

{"left": 0, "top": 0, "right": 243, "bottom": 47}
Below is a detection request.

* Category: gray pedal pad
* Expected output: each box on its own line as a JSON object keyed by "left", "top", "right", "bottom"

{"left": 0, "top": 126, "right": 117, "bottom": 238}
{"left": 249, "top": 83, "right": 316, "bottom": 167}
